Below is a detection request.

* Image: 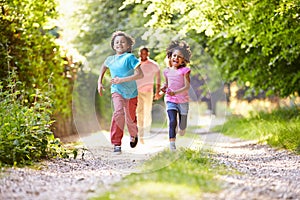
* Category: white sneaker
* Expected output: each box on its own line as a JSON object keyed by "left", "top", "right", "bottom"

{"left": 170, "top": 142, "right": 176, "bottom": 151}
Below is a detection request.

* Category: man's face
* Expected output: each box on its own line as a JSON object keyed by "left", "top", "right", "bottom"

{"left": 139, "top": 49, "right": 149, "bottom": 61}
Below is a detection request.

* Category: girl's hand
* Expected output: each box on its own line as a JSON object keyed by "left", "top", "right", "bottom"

{"left": 160, "top": 84, "right": 167, "bottom": 93}
{"left": 98, "top": 83, "right": 105, "bottom": 96}
{"left": 167, "top": 90, "right": 176, "bottom": 96}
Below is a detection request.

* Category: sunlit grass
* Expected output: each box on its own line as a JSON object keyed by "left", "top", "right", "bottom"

{"left": 91, "top": 149, "right": 231, "bottom": 200}
{"left": 97, "top": 182, "right": 203, "bottom": 200}
{"left": 213, "top": 107, "right": 300, "bottom": 154}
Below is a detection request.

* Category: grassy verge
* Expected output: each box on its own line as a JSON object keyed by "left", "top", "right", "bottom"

{"left": 213, "top": 107, "right": 300, "bottom": 154}
{"left": 91, "top": 148, "right": 232, "bottom": 200}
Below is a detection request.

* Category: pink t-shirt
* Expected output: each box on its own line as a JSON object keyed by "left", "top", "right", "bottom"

{"left": 136, "top": 59, "right": 160, "bottom": 92}
{"left": 163, "top": 67, "right": 191, "bottom": 103}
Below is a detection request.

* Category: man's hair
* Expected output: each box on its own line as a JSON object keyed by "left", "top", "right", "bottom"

{"left": 139, "top": 46, "right": 149, "bottom": 53}
{"left": 110, "top": 31, "right": 135, "bottom": 53}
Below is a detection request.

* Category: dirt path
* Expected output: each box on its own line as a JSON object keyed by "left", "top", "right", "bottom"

{"left": 0, "top": 126, "right": 299, "bottom": 200}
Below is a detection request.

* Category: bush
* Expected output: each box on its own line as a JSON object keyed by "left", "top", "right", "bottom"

{"left": 0, "top": 73, "right": 68, "bottom": 166}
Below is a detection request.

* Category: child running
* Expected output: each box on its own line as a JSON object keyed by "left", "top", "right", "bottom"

{"left": 160, "top": 40, "right": 192, "bottom": 151}
{"left": 97, "top": 31, "right": 144, "bottom": 154}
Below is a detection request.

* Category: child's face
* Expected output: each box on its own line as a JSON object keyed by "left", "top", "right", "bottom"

{"left": 113, "top": 36, "right": 130, "bottom": 55}
{"left": 169, "top": 49, "right": 185, "bottom": 68}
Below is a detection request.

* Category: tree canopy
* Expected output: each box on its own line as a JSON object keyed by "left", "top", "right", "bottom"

{"left": 0, "top": 0, "right": 71, "bottom": 113}
{"left": 64, "top": 0, "right": 223, "bottom": 98}
{"left": 122, "top": 0, "right": 300, "bottom": 98}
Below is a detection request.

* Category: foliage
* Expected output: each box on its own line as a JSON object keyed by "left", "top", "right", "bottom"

{"left": 122, "top": 0, "right": 300, "bottom": 98}
{"left": 0, "top": 73, "right": 69, "bottom": 166}
{"left": 92, "top": 149, "right": 231, "bottom": 200}
{"left": 0, "top": 0, "right": 72, "bottom": 117}
{"left": 69, "top": 0, "right": 140, "bottom": 55}
{"left": 65, "top": 0, "right": 225, "bottom": 107}
{"left": 213, "top": 107, "right": 300, "bottom": 154}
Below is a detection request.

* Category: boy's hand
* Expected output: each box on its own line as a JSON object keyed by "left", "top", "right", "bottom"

{"left": 98, "top": 83, "right": 105, "bottom": 96}
{"left": 111, "top": 76, "right": 121, "bottom": 84}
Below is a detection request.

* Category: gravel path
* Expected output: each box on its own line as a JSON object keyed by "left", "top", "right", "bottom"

{"left": 193, "top": 131, "right": 300, "bottom": 200}
{"left": 0, "top": 128, "right": 299, "bottom": 200}
{"left": 0, "top": 131, "right": 169, "bottom": 200}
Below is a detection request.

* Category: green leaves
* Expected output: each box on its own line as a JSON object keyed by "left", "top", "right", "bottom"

{"left": 0, "top": 0, "right": 71, "bottom": 116}
{"left": 0, "top": 73, "right": 68, "bottom": 166}
{"left": 124, "top": 0, "right": 300, "bottom": 97}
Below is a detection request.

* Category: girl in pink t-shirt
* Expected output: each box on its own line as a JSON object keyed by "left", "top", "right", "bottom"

{"left": 160, "top": 40, "right": 192, "bottom": 151}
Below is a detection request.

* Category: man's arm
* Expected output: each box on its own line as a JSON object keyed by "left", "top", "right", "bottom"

{"left": 154, "top": 68, "right": 161, "bottom": 100}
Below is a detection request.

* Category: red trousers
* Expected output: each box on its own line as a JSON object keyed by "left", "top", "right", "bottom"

{"left": 110, "top": 93, "right": 138, "bottom": 146}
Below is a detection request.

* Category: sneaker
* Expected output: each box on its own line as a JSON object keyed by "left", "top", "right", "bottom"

{"left": 130, "top": 136, "right": 138, "bottom": 148}
{"left": 113, "top": 145, "right": 121, "bottom": 154}
{"left": 170, "top": 141, "right": 176, "bottom": 151}
{"left": 179, "top": 129, "right": 186, "bottom": 136}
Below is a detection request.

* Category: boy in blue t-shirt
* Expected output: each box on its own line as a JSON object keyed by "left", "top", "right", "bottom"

{"left": 97, "top": 31, "right": 144, "bottom": 154}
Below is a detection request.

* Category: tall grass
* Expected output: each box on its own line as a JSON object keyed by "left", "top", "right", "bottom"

{"left": 213, "top": 107, "right": 300, "bottom": 154}
{"left": 91, "top": 149, "right": 231, "bottom": 200}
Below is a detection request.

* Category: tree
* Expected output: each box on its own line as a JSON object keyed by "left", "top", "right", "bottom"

{"left": 122, "top": 0, "right": 300, "bottom": 98}
{"left": 0, "top": 0, "right": 75, "bottom": 137}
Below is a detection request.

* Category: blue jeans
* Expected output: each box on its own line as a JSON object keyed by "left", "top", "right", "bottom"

{"left": 166, "top": 101, "right": 189, "bottom": 139}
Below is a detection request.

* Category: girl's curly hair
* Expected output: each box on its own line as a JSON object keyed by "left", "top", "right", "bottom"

{"left": 166, "top": 40, "right": 192, "bottom": 67}
{"left": 110, "top": 31, "right": 135, "bottom": 53}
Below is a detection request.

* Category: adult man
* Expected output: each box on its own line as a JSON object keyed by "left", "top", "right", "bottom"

{"left": 136, "top": 47, "right": 161, "bottom": 144}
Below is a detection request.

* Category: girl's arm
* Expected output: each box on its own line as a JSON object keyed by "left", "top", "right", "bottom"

{"left": 111, "top": 64, "right": 144, "bottom": 84}
{"left": 157, "top": 74, "right": 168, "bottom": 98}
{"left": 168, "top": 72, "right": 190, "bottom": 96}
{"left": 97, "top": 64, "right": 108, "bottom": 96}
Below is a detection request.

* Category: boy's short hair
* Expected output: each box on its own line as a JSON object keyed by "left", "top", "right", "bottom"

{"left": 111, "top": 31, "right": 135, "bottom": 53}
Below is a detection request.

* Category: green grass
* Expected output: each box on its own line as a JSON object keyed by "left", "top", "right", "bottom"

{"left": 213, "top": 107, "right": 300, "bottom": 154}
{"left": 91, "top": 149, "right": 231, "bottom": 200}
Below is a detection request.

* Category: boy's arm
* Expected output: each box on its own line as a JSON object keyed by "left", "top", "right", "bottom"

{"left": 97, "top": 64, "right": 108, "bottom": 96}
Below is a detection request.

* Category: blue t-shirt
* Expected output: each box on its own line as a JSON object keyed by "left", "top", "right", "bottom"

{"left": 104, "top": 53, "right": 140, "bottom": 99}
